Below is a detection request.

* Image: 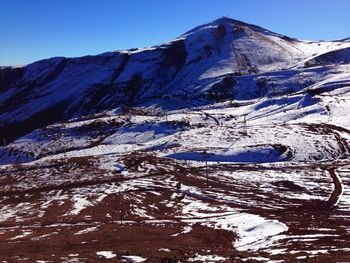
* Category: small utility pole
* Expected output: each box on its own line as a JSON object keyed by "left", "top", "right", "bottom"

{"left": 202, "top": 150, "right": 209, "bottom": 188}
{"left": 243, "top": 114, "right": 248, "bottom": 135}
{"left": 120, "top": 200, "right": 123, "bottom": 224}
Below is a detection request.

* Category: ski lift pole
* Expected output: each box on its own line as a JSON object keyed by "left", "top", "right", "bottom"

{"left": 205, "top": 155, "right": 208, "bottom": 188}
{"left": 202, "top": 150, "right": 209, "bottom": 188}
{"left": 243, "top": 114, "right": 248, "bottom": 135}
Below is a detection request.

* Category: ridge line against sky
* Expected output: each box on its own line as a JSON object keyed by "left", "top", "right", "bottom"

{"left": 1, "top": 0, "right": 350, "bottom": 66}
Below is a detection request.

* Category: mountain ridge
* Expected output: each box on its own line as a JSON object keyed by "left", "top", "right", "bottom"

{"left": 0, "top": 17, "right": 350, "bottom": 144}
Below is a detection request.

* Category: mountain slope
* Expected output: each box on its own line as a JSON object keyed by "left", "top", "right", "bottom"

{"left": 1, "top": 17, "right": 350, "bottom": 144}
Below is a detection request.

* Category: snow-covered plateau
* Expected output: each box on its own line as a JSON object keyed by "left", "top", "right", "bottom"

{"left": 1, "top": 17, "right": 350, "bottom": 262}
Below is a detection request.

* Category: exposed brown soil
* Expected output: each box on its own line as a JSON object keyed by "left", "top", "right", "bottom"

{"left": 0, "top": 153, "right": 350, "bottom": 262}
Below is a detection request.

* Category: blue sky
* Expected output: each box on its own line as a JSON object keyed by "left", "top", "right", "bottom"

{"left": 1, "top": 0, "right": 350, "bottom": 66}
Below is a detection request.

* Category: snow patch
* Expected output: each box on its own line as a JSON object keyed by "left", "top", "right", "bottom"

{"left": 96, "top": 251, "right": 117, "bottom": 259}
{"left": 121, "top": 255, "right": 147, "bottom": 262}
{"left": 188, "top": 254, "right": 228, "bottom": 262}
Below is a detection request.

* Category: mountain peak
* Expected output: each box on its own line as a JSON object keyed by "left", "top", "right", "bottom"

{"left": 181, "top": 16, "right": 279, "bottom": 40}
{"left": 211, "top": 16, "right": 238, "bottom": 24}
{"left": 211, "top": 16, "right": 264, "bottom": 28}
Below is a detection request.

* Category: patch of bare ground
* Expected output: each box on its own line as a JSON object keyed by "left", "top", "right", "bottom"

{"left": 0, "top": 223, "right": 242, "bottom": 262}
{"left": 1, "top": 153, "right": 350, "bottom": 261}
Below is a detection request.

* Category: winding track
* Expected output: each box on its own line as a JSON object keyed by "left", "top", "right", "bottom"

{"left": 327, "top": 168, "right": 344, "bottom": 206}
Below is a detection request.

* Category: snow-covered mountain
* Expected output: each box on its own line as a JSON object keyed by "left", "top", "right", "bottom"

{"left": 1, "top": 17, "right": 350, "bottom": 262}
{"left": 1, "top": 17, "right": 350, "bottom": 144}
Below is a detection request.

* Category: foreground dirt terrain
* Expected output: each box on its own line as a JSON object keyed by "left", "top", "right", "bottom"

{"left": 1, "top": 151, "right": 350, "bottom": 262}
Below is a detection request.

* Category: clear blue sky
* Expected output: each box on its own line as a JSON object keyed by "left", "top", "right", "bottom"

{"left": 1, "top": 0, "right": 350, "bottom": 66}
